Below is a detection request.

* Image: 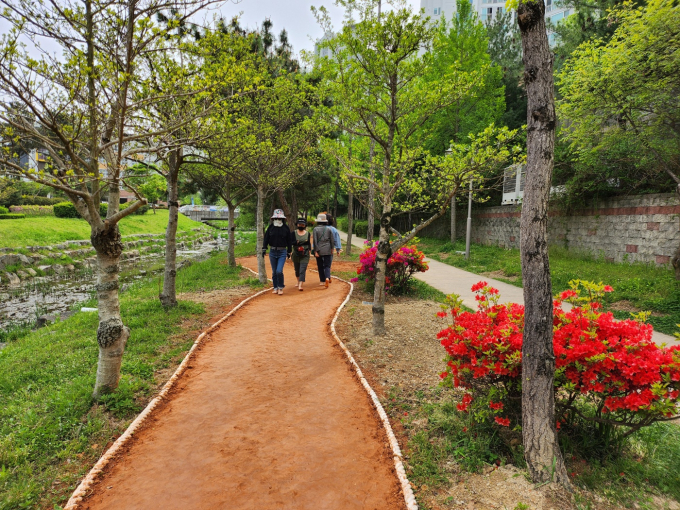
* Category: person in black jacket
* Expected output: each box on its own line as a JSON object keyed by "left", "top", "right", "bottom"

{"left": 263, "top": 209, "right": 292, "bottom": 295}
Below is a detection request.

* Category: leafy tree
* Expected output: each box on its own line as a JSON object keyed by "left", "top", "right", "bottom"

{"left": 313, "top": 0, "right": 520, "bottom": 334}
{"left": 138, "top": 174, "right": 168, "bottom": 213}
{"left": 0, "top": 0, "right": 217, "bottom": 398}
{"left": 512, "top": 0, "right": 570, "bottom": 486}
{"left": 557, "top": 0, "right": 680, "bottom": 278}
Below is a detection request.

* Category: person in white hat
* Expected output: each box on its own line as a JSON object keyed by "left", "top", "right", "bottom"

{"left": 263, "top": 209, "right": 292, "bottom": 295}
{"left": 313, "top": 213, "right": 335, "bottom": 288}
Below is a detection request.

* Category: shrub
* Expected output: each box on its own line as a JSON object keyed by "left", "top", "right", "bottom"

{"left": 352, "top": 241, "right": 428, "bottom": 294}
{"left": 0, "top": 213, "right": 26, "bottom": 220}
{"left": 120, "top": 202, "right": 149, "bottom": 215}
{"left": 439, "top": 280, "right": 680, "bottom": 444}
{"left": 9, "top": 205, "right": 54, "bottom": 217}
{"left": 19, "top": 196, "right": 62, "bottom": 206}
{"left": 0, "top": 206, "right": 7, "bottom": 214}
{"left": 54, "top": 201, "right": 108, "bottom": 219}
{"left": 337, "top": 217, "right": 369, "bottom": 237}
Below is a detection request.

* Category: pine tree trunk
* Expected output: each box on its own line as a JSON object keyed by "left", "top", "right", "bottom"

{"left": 372, "top": 209, "right": 391, "bottom": 336}
{"left": 227, "top": 205, "right": 236, "bottom": 267}
{"left": 160, "top": 151, "right": 180, "bottom": 308}
{"left": 91, "top": 224, "right": 129, "bottom": 399}
{"left": 517, "top": 0, "right": 570, "bottom": 488}
{"left": 450, "top": 196, "right": 457, "bottom": 245}
{"left": 256, "top": 185, "right": 267, "bottom": 284}
{"left": 347, "top": 190, "right": 354, "bottom": 256}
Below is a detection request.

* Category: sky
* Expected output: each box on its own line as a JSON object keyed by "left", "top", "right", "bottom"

{"left": 215, "top": 0, "right": 422, "bottom": 59}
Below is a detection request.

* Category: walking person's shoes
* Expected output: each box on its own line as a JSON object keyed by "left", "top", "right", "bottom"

{"left": 325, "top": 279, "right": 330, "bottom": 288}
{"left": 272, "top": 288, "right": 278, "bottom": 294}
{"left": 278, "top": 289, "right": 283, "bottom": 295}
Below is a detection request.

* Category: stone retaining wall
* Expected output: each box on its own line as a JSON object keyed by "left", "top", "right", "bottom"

{"left": 451, "top": 193, "right": 680, "bottom": 265}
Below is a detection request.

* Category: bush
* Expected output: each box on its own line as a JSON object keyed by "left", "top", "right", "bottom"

{"left": 0, "top": 206, "right": 7, "bottom": 214}
{"left": 352, "top": 241, "right": 428, "bottom": 294}
{"left": 54, "top": 201, "right": 108, "bottom": 219}
{"left": 337, "top": 217, "right": 368, "bottom": 237}
{"left": 9, "top": 205, "right": 54, "bottom": 217}
{"left": 0, "top": 213, "right": 26, "bottom": 220}
{"left": 19, "top": 196, "right": 62, "bottom": 206}
{"left": 439, "top": 280, "right": 680, "bottom": 448}
{"left": 234, "top": 210, "right": 255, "bottom": 230}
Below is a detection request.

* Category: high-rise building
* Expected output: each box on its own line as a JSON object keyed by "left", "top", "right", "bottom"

{"left": 419, "top": 0, "right": 571, "bottom": 45}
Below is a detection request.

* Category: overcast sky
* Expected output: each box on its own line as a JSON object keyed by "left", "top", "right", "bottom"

{"left": 215, "top": 0, "right": 422, "bottom": 59}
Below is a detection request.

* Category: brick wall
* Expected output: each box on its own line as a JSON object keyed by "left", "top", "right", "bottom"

{"left": 459, "top": 193, "right": 680, "bottom": 266}
{"left": 406, "top": 193, "right": 680, "bottom": 266}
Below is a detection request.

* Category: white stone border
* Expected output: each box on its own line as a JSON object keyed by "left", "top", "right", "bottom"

{"left": 64, "top": 284, "right": 273, "bottom": 510}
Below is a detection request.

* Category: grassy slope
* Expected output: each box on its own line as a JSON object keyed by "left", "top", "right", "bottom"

{"left": 0, "top": 210, "right": 203, "bottom": 249}
{"left": 0, "top": 240, "right": 259, "bottom": 509}
{"left": 418, "top": 237, "right": 680, "bottom": 336}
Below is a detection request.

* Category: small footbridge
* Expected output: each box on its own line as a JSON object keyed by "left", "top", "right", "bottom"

{"left": 179, "top": 205, "right": 238, "bottom": 223}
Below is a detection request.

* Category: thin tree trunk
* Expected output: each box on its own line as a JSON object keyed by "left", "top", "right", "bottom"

{"left": 277, "top": 188, "right": 294, "bottom": 226}
{"left": 517, "top": 0, "right": 569, "bottom": 488}
{"left": 450, "top": 195, "right": 457, "bottom": 245}
{"left": 291, "top": 188, "right": 298, "bottom": 224}
{"left": 333, "top": 164, "right": 339, "bottom": 219}
{"left": 227, "top": 204, "right": 236, "bottom": 267}
{"left": 372, "top": 208, "right": 391, "bottom": 336}
{"left": 91, "top": 224, "right": 129, "bottom": 399}
{"left": 159, "top": 150, "right": 180, "bottom": 308}
{"left": 256, "top": 185, "right": 267, "bottom": 284}
{"left": 347, "top": 190, "right": 354, "bottom": 256}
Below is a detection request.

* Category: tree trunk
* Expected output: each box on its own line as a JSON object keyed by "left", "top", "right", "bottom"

{"left": 517, "top": 0, "right": 570, "bottom": 488}
{"left": 227, "top": 205, "right": 236, "bottom": 267}
{"left": 91, "top": 224, "right": 129, "bottom": 399}
{"left": 347, "top": 190, "right": 354, "bottom": 256}
{"left": 277, "top": 188, "right": 294, "bottom": 226}
{"left": 367, "top": 139, "right": 376, "bottom": 241}
{"left": 159, "top": 151, "right": 181, "bottom": 307}
{"left": 450, "top": 195, "right": 457, "bottom": 245}
{"left": 333, "top": 164, "right": 339, "bottom": 219}
{"left": 256, "top": 185, "right": 267, "bottom": 284}
{"left": 372, "top": 209, "right": 391, "bottom": 336}
{"left": 291, "top": 188, "right": 298, "bottom": 224}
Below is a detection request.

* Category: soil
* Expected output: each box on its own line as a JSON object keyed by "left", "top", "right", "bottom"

{"left": 334, "top": 285, "right": 679, "bottom": 510}
{"left": 79, "top": 256, "right": 404, "bottom": 510}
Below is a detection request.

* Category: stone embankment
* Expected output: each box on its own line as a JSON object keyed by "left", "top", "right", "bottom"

{"left": 0, "top": 228, "right": 212, "bottom": 289}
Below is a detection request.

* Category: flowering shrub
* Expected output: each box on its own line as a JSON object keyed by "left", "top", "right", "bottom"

{"left": 439, "top": 280, "right": 680, "bottom": 439}
{"left": 352, "top": 241, "right": 428, "bottom": 294}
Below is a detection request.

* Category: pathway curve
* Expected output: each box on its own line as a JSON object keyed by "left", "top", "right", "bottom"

{"left": 78, "top": 256, "right": 405, "bottom": 510}
{"left": 340, "top": 231, "right": 677, "bottom": 345}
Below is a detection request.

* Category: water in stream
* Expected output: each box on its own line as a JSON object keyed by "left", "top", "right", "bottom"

{"left": 0, "top": 236, "right": 228, "bottom": 333}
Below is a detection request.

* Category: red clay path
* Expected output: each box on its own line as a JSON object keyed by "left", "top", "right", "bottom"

{"left": 80, "top": 256, "right": 405, "bottom": 510}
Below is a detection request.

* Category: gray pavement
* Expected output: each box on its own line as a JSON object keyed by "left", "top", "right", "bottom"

{"left": 340, "top": 231, "right": 677, "bottom": 346}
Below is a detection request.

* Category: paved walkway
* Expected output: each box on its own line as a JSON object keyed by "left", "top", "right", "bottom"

{"left": 79, "top": 257, "right": 405, "bottom": 510}
{"left": 340, "top": 232, "right": 677, "bottom": 346}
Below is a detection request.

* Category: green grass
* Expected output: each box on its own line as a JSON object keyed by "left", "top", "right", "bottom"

{"left": 418, "top": 237, "right": 680, "bottom": 336}
{"left": 0, "top": 249, "right": 261, "bottom": 509}
{"left": 0, "top": 210, "right": 205, "bottom": 249}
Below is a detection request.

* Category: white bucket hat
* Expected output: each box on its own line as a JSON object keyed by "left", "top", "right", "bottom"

{"left": 271, "top": 209, "right": 286, "bottom": 220}
{"left": 315, "top": 213, "right": 327, "bottom": 223}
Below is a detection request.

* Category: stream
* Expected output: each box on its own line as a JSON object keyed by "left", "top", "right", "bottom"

{"left": 0, "top": 235, "right": 231, "bottom": 333}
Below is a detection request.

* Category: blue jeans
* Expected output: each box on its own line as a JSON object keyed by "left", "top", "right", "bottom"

{"left": 269, "top": 248, "right": 287, "bottom": 289}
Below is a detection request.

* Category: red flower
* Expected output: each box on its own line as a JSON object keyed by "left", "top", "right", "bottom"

{"left": 494, "top": 416, "right": 510, "bottom": 427}
{"left": 489, "top": 401, "right": 504, "bottom": 411}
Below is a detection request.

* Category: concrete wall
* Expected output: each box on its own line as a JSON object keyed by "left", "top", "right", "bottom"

{"left": 404, "top": 193, "right": 680, "bottom": 266}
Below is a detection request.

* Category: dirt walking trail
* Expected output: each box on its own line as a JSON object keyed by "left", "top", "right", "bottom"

{"left": 80, "top": 256, "right": 405, "bottom": 510}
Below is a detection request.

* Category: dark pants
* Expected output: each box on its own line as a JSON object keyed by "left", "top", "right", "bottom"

{"left": 269, "top": 248, "right": 287, "bottom": 289}
{"left": 293, "top": 256, "right": 309, "bottom": 282}
{"left": 315, "top": 254, "right": 332, "bottom": 282}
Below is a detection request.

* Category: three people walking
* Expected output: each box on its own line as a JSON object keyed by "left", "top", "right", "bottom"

{"left": 263, "top": 210, "right": 342, "bottom": 294}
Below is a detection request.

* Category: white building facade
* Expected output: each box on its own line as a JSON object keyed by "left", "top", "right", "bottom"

{"left": 419, "top": 0, "right": 571, "bottom": 44}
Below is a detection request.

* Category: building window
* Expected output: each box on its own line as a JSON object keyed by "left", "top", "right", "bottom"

{"left": 433, "top": 7, "right": 441, "bottom": 15}
{"left": 487, "top": 7, "right": 493, "bottom": 21}
{"left": 546, "top": 0, "right": 552, "bottom": 12}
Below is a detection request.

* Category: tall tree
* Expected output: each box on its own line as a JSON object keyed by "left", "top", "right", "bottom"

{"left": 313, "top": 0, "right": 508, "bottom": 334}
{"left": 514, "top": 0, "right": 570, "bottom": 486}
{"left": 557, "top": 0, "right": 680, "bottom": 278}
{"left": 0, "top": 0, "right": 216, "bottom": 398}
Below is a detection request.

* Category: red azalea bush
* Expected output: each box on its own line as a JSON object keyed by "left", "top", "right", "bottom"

{"left": 352, "top": 241, "right": 428, "bottom": 294}
{"left": 439, "top": 280, "right": 680, "bottom": 438}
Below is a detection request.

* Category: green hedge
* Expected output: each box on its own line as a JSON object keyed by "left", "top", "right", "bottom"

{"left": 19, "top": 196, "right": 63, "bottom": 206}
{"left": 337, "top": 217, "right": 368, "bottom": 238}
{"left": 9, "top": 205, "right": 54, "bottom": 217}
{"left": 0, "top": 206, "right": 7, "bottom": 214}
{"left": 0, "top": 213, "right": 26, "bottom": 220}
{"left": 54, "top": 202, "right": 108, "bottom": 219}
